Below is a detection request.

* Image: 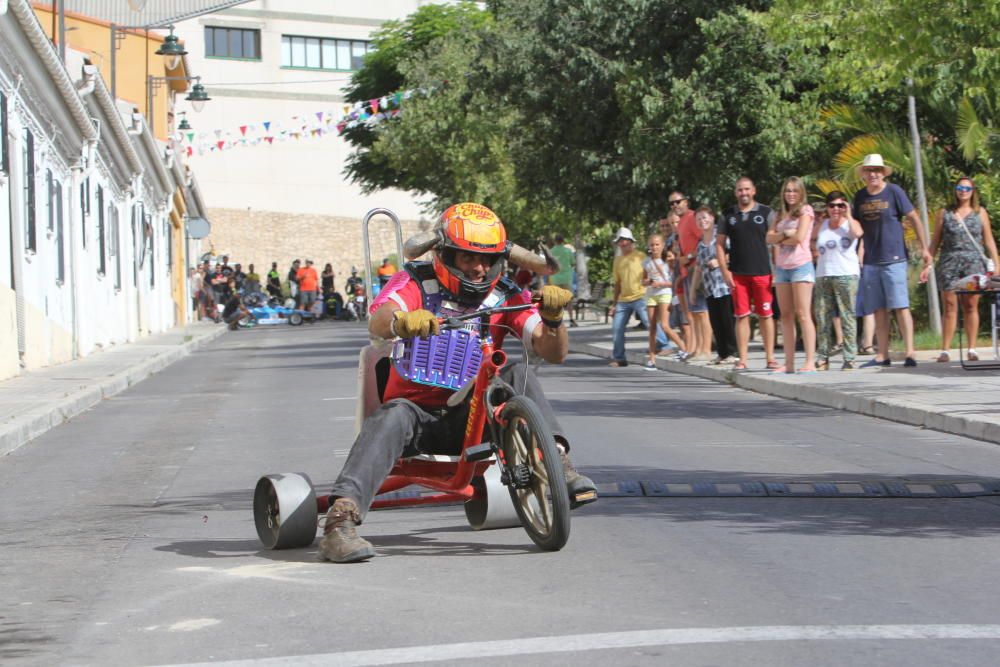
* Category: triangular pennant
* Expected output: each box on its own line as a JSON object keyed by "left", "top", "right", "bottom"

{"left": 217, "top": 140, "right": 225, "bottom": 150}
{"left": 265, "top": 136, "right": 273, "bottom": 144}
{"left": 316, "top": 111, "right": 324, "bottom": 122}
{"left": 239, "top": 126, "right": 248, "bottom": 136}
{"left": 214, "top": 129, "right": 222, "bottom": 139}
{"left": 186, "top": 132, "right": 194, "bottom": 143}
{"left": 369, "top": 98, "right": 380, "bottom": 114}
{"left": 263, "top": 121, "right": 271, "bottom": 132}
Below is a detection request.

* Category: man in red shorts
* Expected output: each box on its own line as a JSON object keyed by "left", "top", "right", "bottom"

{"left": 716, "top": 177, "right": 778, "bottom": 370}
{"left": 320, "top": 203, "right": 597, "bottom": 563}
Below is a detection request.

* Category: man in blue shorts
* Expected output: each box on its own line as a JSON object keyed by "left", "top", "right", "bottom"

{"left": 852, "top": 154, "right": 933, "bottom": 368}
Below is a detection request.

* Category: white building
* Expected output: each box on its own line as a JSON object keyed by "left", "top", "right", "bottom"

{"left": 0, "top": 0, "right": 207, "bottom": 380}
{"left": 171, "top": 1, "right": 440, "bottom": 284}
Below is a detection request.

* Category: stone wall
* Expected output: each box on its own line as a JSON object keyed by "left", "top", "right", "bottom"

{"left": 202, "top": 208, "right": 431, "bottom": 291}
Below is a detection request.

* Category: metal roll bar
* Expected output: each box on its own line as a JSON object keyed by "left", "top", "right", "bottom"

{"left": 361, "top": 208, "right": 404, "bottom": 304}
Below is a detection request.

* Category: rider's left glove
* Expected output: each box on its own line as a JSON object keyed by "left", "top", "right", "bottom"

{"left": 538, "top": 285, "right": 572, "bottom": 324}
{"left": 392, "top": 309, "right": 440, "bottom": 339}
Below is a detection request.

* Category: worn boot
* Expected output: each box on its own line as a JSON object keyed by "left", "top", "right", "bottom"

{"left": 319, "top": 497, "right": 376, "bottom": 563}
{"left": 558, "top": 446, "right": 598, "bottom": 509}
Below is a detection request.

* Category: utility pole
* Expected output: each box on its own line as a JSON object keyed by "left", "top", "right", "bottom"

{"left": 906, "top": 78, "right": 942, "bottom": 335}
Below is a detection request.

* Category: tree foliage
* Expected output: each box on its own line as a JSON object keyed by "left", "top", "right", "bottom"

{"left": 343, "top": 0, "right": 1000, "bottom": 279}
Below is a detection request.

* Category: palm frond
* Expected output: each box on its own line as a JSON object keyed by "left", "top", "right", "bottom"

{"left": 956, "top": 97, "right": 991, "bottom": 162}
{"left": 820, "top": 104, "right": 885, "bottom": 134}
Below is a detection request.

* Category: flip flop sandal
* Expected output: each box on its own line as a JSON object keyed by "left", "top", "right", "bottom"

{"left": 766, "top": 360, "right": 783, "bottom": 370}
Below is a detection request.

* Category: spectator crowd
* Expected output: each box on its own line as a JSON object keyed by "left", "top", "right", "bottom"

{"left": 190, "top": 256, "right": 398, "bottom": 330}
{"left": 601, "top": 154, "right": 1000, "bottom": 371}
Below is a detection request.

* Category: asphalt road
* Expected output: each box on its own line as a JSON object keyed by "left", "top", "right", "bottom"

{"left": 4, "top": 323, "right": 1000, "bottom": 666}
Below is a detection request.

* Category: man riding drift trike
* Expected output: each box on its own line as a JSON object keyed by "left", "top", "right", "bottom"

{"left": 321, "top": 203, "right": 598, "bottom": 563}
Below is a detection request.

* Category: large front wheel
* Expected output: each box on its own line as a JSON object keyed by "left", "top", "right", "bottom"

{"left": 499, "top": 396, "right": 570, "bottom": 551}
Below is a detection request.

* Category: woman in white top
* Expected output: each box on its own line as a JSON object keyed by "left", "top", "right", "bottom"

{"left": 811, "top": 190, "right": 864, "bottom": 370}
{"left": 642, "top": 233, "right": 687, "bottom": 368}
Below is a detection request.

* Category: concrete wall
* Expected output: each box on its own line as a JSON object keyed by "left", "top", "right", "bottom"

{"left": 202, "top": 207, "right": 429, "bottom": 288}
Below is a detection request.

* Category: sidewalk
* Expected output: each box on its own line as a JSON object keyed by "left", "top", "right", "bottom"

{"left": 568, "top": 317, "right": 1000, "bottom": 446}
{"left": 0, "top": 321, "right": 228, "bottom": 456}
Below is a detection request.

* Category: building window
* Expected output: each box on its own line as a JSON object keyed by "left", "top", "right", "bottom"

{"left": 54, "top": 178, "right": 64, "bottom": 283}
{"left": 205, "top": 26, "right": 261, "bottom": 60}
{"left": 281, "top": 35, "right": 374, "bottom": 71}
{"left": 0, "top": 92, "right": 8, "bottom": 176}
{"left": 23, "top": 129, "right": 36, "bottom": 252}
{"left": 164, "top": 220, "right": 172, "bottom": 274}
{"left": 80, "top": 177, "right": 90, "bottom": 248}
{"left": 96, "top": 186, "right": 106, "bottom": 276}
{"left": 110, "top": 204, "right": 121, "bottom": 290}
{"left": 132, "top": 203, "right": 142, "bottom": 287}
{"left": 147, "top": 214, "right": 155, "bottom": 288}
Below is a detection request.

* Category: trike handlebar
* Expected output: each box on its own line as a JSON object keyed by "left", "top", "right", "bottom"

{"left": 439, "top": 301, "right": 537, "bottom": 330}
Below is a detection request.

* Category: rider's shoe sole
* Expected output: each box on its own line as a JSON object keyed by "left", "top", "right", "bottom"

{"left": 570, "top": 490, "right": 598, "bottom": 509}
{"left": 320, "top": 545, "right": 376, "bottom": 563}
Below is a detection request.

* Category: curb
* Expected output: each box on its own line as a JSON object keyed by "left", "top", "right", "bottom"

{"left": 0, "top": 325, "right": 228, "bottom": 457}
{"left": 571, "top": 340, "right": 1000, "bottom": 446}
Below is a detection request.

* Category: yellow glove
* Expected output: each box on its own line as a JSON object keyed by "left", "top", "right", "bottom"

{"left": 392, "top": 309, "right": 440, "bottom": 339}
{"left": 538, "top": 285, "right": 572, "bottom": 324}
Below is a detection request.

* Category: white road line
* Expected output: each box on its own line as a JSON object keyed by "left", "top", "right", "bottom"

{"left": 547, "top": 389, "right": 730, "bottom": 396}
{"left": 151, "top": 624, "right": 1000, "bottom": 666}
{"left": 322, "top": 397, "right": 356, "bottom": 401}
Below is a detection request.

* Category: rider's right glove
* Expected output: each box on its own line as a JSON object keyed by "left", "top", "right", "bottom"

{"left": 392, "top": 309, "right": 440, "bottom": 339}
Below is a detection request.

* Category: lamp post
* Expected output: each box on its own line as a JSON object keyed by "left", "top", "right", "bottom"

{"left": 146, "top": 75, "right": 210, "bottom": 136}
{"left": 110, "top": 24, "right": 187, "bottom": 101}
{"left": 906, "top": 78, "right": 942, "bottom": 335}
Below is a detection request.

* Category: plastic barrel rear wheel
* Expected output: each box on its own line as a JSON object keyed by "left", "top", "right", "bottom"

{"left": 499, "top": 396, "right": 570, "bottom": 550}
{"left": 253, "top": 473, "right": 318, "bottom": 549}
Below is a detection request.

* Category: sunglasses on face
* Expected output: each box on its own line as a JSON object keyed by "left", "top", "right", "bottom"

{"left": 827, "top": 202, "right": 847, "bottom": 209}
{"left": 955, "top": 185, "right": 974, "bottom": 193}
{"left": 669, "top": 199, "right": 686, "bottom": 206}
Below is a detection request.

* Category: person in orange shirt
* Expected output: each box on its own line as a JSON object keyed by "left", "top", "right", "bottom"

{"left": 376, "top": 257, "right": 396, "bottom": 288}
{"left": 296, "top": 259, "right": 320, "bottom": 313}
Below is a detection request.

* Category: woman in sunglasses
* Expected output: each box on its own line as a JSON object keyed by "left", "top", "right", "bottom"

{"left": 928, "top": 177, "right": 999, "bottom": 362}
{"left": 812, "top": 191, "right": 864, "bottom": 370}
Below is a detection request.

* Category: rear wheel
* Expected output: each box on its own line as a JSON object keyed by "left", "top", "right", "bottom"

{"left": 253, "top": 473, "right": 318, "bottom": 549}
{"left": 288, "top": 312, "right": 304, "bottom": 326}
{"left": 499, "top": 396, "right": 570, "bottom": 550}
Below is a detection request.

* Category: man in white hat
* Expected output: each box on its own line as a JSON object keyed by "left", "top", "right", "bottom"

{"left": 609, "top": 227, "right": 649, "bottom": 366}
{"left": 852, "top": 153, "right": 933, "bottom": 368}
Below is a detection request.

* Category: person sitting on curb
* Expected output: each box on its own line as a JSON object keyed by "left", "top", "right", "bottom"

{"left": 221, "top": 280, "right": 250, "bottom": 330}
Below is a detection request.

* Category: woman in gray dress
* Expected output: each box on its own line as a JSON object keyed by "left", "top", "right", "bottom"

{"left": 928, "top": 177, "right": 999, "bottom": 361}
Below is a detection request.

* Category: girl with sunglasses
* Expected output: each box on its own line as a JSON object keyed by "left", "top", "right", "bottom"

{"left": 928, "top": 177, "right": 999, "bottom": 362}
{"left": 812, "top": 191, "right": 864, "bottom": 369}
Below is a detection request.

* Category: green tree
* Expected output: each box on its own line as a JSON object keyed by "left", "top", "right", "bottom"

{"left": 342, "top": 2, "right": 493, "bottom": 193}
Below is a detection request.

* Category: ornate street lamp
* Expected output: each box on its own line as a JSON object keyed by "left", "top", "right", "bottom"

{"left": 155, "top": 30, "right": 188, "bottom": 70}
{"left": 185, "top": 82, "right": 211, "bottom": 112}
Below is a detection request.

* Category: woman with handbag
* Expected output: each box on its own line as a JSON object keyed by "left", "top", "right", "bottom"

{"left": 928, "top": 176, "right": 999, "bottom": 361}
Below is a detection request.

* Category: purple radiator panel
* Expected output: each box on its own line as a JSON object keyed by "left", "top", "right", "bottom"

{"left": 391, "top": 328, "right": 483, "bottom": 390}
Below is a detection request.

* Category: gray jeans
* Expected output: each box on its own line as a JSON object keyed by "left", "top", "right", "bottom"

{"left": 330, "top": 362, "right": 565, "bottom": 521}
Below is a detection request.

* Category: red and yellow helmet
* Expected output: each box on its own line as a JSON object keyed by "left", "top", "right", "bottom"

{"left": 433, "top": 203, "right": 511, "bottom": 304}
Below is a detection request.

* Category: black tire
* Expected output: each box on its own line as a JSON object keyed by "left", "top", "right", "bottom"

{"left": 288, "top": 312, "right": 304, "bottom": 326}
{"left": 499, "top": 396, "right": 570, "bottom": 550}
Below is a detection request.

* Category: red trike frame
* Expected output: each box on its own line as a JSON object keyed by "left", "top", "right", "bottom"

{"left": 317, "top": 305, "right": 531, "bottom": 514}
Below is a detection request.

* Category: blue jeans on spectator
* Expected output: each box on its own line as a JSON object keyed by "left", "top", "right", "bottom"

{"left": 612, "top": 298, "right": 650, "bottom": 363}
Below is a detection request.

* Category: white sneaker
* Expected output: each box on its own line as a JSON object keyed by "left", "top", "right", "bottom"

{"left": 968, "top": 349, "right": 980, "bottom": 361}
